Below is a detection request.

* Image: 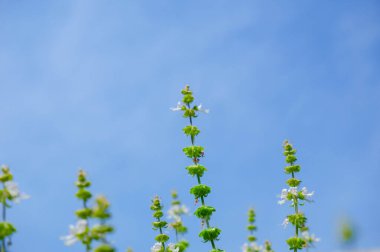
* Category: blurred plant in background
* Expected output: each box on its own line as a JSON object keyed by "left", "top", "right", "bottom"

{"left": 168, "top": 190, "right": 189, "bottom": 252}
{"left": 61, "top": 170, "right": 116, "bottom": 252}
{"left": 0, "top": 165, "right": 29, "bottom": 252}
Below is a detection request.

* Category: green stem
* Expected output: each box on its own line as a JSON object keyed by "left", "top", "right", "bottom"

{"left": 83, "top": 199, "right": 91, "bottom": 252}
{"left": 187, "top": 104, "right": 216, "bottom": 250}
{"left": 157, "top": 217, "right": 166, "bottom": 250}
{"left": 2, "top": 183, "right": 6, "bottom": 252}
{"left": 291, "top": 171, "right": 298, "bottom": 252}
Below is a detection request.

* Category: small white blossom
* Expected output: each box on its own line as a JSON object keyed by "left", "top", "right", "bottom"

{"left": 302, "top": 231, "right": 320, "bottom": 244}
{"left": 151, "top": 242, "right": 163, "bottom": 252}
{"left": 170, "top": 102, "right": 184, "bottom": 112}
{"left": 288, "top": 187, "right": 298, "bottom": 195}
{"left": 196, "top": 104, "right": 210, "bottom": 113}
{"left": 60, "top": 219, "right": 88, "bottom": 246}
{"left": 168, "top": 204, "right": 189, "bottom": 222}
{"left": 242, "top": 242, "right": 262, "bottom": 252}
{"left": 168, "top": 243, "right": 179, "bottom": 252}
{"left": 282, "top": 217, "right": 289, "bottom": 228}
{"left": 301, "top": 187, "right": 314, "bottom": 200}
{"left": 5, "top": 181, "right": 30, "bottom": 203}
{"left": 278, "top": 188, "right": 288, "bottom": 205}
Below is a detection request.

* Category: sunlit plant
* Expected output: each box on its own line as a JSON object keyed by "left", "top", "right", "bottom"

{"left": 61, "top": 170, "right": 115, "bottom": 252}
{"left": 242, "top": 208, "right": 274, "bottom": 252}
{"left": 171, "top": 85, "right": 223, "bottom": 252}
{"left": 278, "top": 141, "right": 319, "bottom": 251}
{"left": 0, "top": 165, "right": 29, "bottom": 252}
{"left": 167, "top": 190, "right": 189, "bottom": 252}
{"left": 150, "top": 196, "right": 178, "bottom": 252}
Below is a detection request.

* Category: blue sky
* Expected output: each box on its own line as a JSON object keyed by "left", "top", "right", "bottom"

{"left": 0, "top": 0, "right": 379, "bottom": 251}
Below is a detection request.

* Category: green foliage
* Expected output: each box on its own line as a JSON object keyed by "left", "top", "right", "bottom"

{"left": 199, "top": 227, "right": 221, "bottom": 242}
{"left": 286, "top": 237, "right": 306, "bottom": 250}
{"left": 186, "top": 164, "right": 207, "bottom": 177}
{"left": 194, "top": 206, "right": 215, "bottom": 220}
{"left": 0, "top": 222, "right": 16, "bottom": 239}
{"left": 190, "top": 184, "right": 211, "bottom": 199}
{"left": 183, "top": 146, "right": 204, "bottom": 159}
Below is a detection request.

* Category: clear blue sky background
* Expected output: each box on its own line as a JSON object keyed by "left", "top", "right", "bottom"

{"left": 0, "top": 1, "right": 379, "bottom": 251}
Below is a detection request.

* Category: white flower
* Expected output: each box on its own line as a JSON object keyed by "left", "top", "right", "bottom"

{"left": 282, "top": 217, "right": 289, "bottom": 228}
{"left": 302, "top": 231, "right": 320, "bottom": 244}
{"left": 196, "top": 104, "right": 210, "bottom": 113}
{"left": 301, "top": 187, "right": 314, "bottom": 200}
{"left": 60, "top": 219, "right": 88, "bottom": 246}
{"left": 168, "top": 204, "right": 189, "bottom": 222}
{"left": 5, "top": 181, "right": 30, "bottom": 203}
{"left": 168, "top": 243, "right": 179, "bottom": 252}
{"left": 170, "top": 101, "right": 184, "bottom": 112}
{"left": 151, "top": 242, "right": 163, "bottom": 252}
{"left": 278, "top": 187, "right": 300, "bottom": 205}
{"left": 278, "top": 188, "right": 288, "bottom": 205}
{"left": 288, "top": 187, "right": 298, "bottom": 195}
{"left": 242, "top": 242, "right": 262, "bottom": 252}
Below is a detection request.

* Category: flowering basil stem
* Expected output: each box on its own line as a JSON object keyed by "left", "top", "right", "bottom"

{"left": 263, "top": 241, "right": 274, "bottom": 252}
{"left": 150, "top": 196, "right": 179, "bottom": 252}
{"left": 171, "top": 85, "right": 223, "bottom": 252}
{"left": 61, "top": 170, "right": 115, "bottom": 252}
{"left": 242, "top": 208, "right": 261, "bottom": 252}
{"left": 167, "top": 190, "right": 189, "bottom": 252}
{"left": 0, "top": 165, "right": 29, "bottom": 252}
{"left": 278, "top": 141, "right": 319, "bottom": 251}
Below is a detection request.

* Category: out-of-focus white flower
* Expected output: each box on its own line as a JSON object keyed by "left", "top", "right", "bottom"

{"left": 302, "top": 231, "right": 320, "bottom": 247}
{"left": 196, "top": 104, "right": 210, "bottom": 113}
{"left": 242, "top": 242, "right": 262, "bottom": 252}
{"left": 278, "top": 188, "right": 288, "bottom": 205}
{"left": 5, "top": 181, "right": 30, "bottom": 203}
{"left": 301, "top": 187, "right": 314, "bottom": 200}
{"left": 282, "top": 217, "right": 289, "bottom": 228}
{"left": 170, "top": 102, "right": 184, "bottom": 112}
{"left": 168, "top": 243, "right": 179, "bottom": 252}
{"left": 168, "top": 204, "right": 189, "bottom": 222}
{"left": 278, "top": 187, "right": 313, "bottom": 205}
{"left": 60, "top": 219, "right": 88, "bottom": 246}
{"left": 151, "top": 242, "right": 163, "bottom": 252}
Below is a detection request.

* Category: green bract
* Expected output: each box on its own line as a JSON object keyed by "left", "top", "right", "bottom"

{"left": 186, "top": 164, "right": 207, "bottom": 177}
{"left": 194, "top": 206, "right": 215, "bottom": 220}
{"left": 199, "top": 227, "right": 221, "bottom": 242}
{"left": 0, "top": 222, "right": 16, "bottom": 239}
{"left": 183, "top": 146, "right": 204, "bottom": 158}
{"left": 190, "top": 184, "right": 211, "bottom": 199}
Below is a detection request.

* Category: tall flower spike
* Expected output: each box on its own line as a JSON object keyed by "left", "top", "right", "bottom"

{"left": 171, "top": 85, "right": 224, "bottom": 252}
{"left": 92, "top": 195, "right": 115, "bottom": 252}
{"left": 0, "top": 165, "right": 29, "bottom": 252}
{"left": 62, "top": 169, "right": 93, "bottom": 251}
{"left": 241, "top": 208, "right": 261, "bottom": 252}
{"left": 168, "top": 190, "right": 189, "bottom": 252}
{"left": 61, "top": 170, "right": 116, "bottom": 252}
{"left": 150, "top": 196, "right": 179, "bottom": 252}
{"left": 278, "top": 141, "right": 319, "bottom": 251}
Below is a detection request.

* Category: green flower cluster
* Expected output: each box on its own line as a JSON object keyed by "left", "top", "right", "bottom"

{"left": 62, "top": 170, "right": 115, "bottom": 252}
{"left": 263, "top": 241, "right": 274, "bottom": 252}
{"left": 0, "top": 165, "right": 29, "bottom": 252}
{"left": 168, "top": 191, "right": 189, "bottom": 252}
{"left": 172, "top": 85, "right": 223, "bottom": 252}
{"left": 280, "top": 141, "right": 316, "bottom": 251}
